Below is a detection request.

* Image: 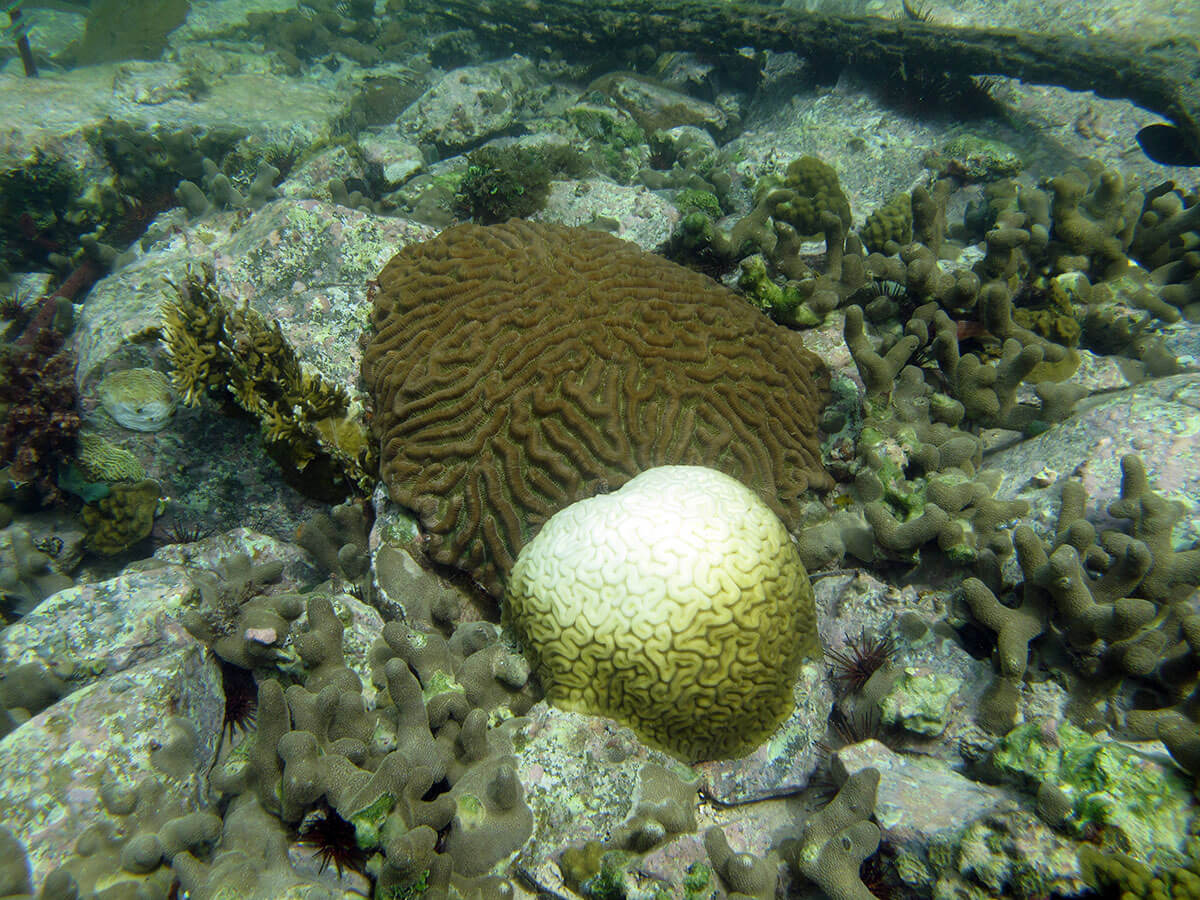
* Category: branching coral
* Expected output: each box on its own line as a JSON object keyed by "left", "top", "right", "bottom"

{"left": 784, "top": 768, "right": 882, "bottom": 900}
{"left": 964, "top": 455, "right": 1200, "bottom": 737}
{"left": 160, "top": 264, "right": 375, "bottom": 499}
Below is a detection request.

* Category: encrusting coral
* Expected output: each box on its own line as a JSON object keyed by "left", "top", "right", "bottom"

{"left": 363, "top": 218, "right": 832, "bottom": 596}
{"left": 80, "top": 478, "right": 162, "bottom": 556}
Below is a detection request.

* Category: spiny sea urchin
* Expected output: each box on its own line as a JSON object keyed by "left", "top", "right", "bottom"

{"left": 218, "top": 659, "right": 258, "bottom": 744}
{"left": 826, "top": 628, "right": 898, "bottom": 694}
{"left": 297, "top": 802, "right": 370, "bottom": 881}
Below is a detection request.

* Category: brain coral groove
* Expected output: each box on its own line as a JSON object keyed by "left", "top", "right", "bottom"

{"left": 363, "top": 220, "right": 831, "bottom": 594}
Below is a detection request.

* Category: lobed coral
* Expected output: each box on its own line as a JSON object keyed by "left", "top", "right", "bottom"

{"left": 768, "top": 156, "right": 852, "bottom": 238}
{"left": 80, "top": 478, "right": 162, "bottom": 556}
{"left": 860, "top": 192, "right": 913, "bottom": 254}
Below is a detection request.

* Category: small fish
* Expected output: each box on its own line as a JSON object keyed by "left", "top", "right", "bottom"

{"left": 1136, "top": 123, "right": 1200, "bottom": 167}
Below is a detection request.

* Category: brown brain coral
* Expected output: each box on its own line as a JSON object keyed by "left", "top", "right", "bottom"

{"left": 363, "top": 220, "right": 831, "bottom": 594}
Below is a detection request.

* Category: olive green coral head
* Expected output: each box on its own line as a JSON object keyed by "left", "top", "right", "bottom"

{"left": 504, "top": 466, "right": 821, "bottom": 761}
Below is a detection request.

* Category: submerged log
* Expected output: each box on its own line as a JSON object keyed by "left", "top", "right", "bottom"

{"left": 404, "top": 0, "right": 1200, "bottom": 162}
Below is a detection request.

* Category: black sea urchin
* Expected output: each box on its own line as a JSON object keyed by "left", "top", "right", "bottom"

{"left": 297, "top": 802, "right": 370, "bottom": 880}
{"left": 826, "top": 629, "right": 898, "bottom": 694}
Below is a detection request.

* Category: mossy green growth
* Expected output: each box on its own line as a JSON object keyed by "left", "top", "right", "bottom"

{"left": 931, "top": 133, "right": 1023, "bottom": 182}
{"left": 682, "top": 862, "right": 713, "bottom": 900}
{"left": 584, "top": 854, "right": 631, "bottom": 900}
{"left": 568, "top": 102, "right": 647, "bottom": 147}
{"left": 454, "top": 143, "right": 580, "bottom": 224}
{"left": 991, "top": 721, "right": 1194, "bottom": 858}
{"left": 675, "top": 188, "right": 722, "bottom": 220}
{"left": 737, "top": 255, "right": 820, "bottom": 327}
{"left": 879, "top": 667, "right": 961, "bottom": 735}
{"left": 954, "top": 816, "right": 1081, "bottom": 899}
{"left": 857, "top": 422, "right": 930, "bottom": 516}
{"left": 349, "top": 790, "right": 395, "bottom": 850}
{"left": 382, "top": 869, "right": 429, "bottom": 900}
{"left": 1012, "top": 277, "right": 1082, "bottom": 348}
{"left": 674, "top": 211, "right": 719, "bottom": 254}
{"left": 421, "top": 669, "right": 465, "bottom": 704}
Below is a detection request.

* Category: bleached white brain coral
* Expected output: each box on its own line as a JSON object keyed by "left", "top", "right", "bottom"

{"left": 504, "top": 465, "right": 820, "bottom": 761}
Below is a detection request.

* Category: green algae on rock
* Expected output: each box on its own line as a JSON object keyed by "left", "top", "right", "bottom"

{"left": 879, "top": 667, "right": 962, "bottom": 736}
{"left": 990, "top": 720, "right": 1194, "bottom": 860}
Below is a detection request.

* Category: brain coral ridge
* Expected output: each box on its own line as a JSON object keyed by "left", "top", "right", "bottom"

{"left": 363, "top": 219, "right": 832, "bottom": 595}
{"left": 505, "top": 466, "right": 820, "bottom": 761}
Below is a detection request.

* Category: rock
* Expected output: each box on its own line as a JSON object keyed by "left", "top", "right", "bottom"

{"left": 943, "top": 810, "right": 1086, "bottom": 899}
{"left": 588, "top": 72, "right": 728, "bottom": 136}
{"left": 878, "top": 666, "right": 963, "bottom": 737}
{"left": 74, "top": 199, "right": 435, "bottom": 396}
{"left": 0, "top": 61, "right": 343, "bottom": 169}
{"left": 828, "top": 739, "right": 1085, "bottom": 897}
{"left": 70, "top": 200, "right": 435, "bottom": 538}
{"left": 697, "top": 662, "right": 831, "bottom": 804}
{"left": 0, "top": 563, "right": 199, "bottom": 685}
{"left": 535, "top": 178, "right": 678, "bottom": 251}
{"left": 834, "top": 739, "right": 1014, "bottom": 848}
{"left": 151, "top": 527, "right": 313, "bottom": 589}
{"left": 0, "top": 643, "right": 222, "bottom": 885}
{"left": 398, "top": 55, "right": 539, "bottom": 151}
{"left": 511, "top": 703, "right": 700, "bottom": 893}
{"left": 358, "top": 128, "right": 425, "bottom": 189}
{"left": 988, "top": 372, "right": 1200, "bottom": 545}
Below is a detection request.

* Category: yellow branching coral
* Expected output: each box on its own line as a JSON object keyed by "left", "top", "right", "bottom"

{"left": 158, "top": 265, "right": 375, "bottom": 496}
{"left": 161, "top": 264, "right": 229, "bottom": 407}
